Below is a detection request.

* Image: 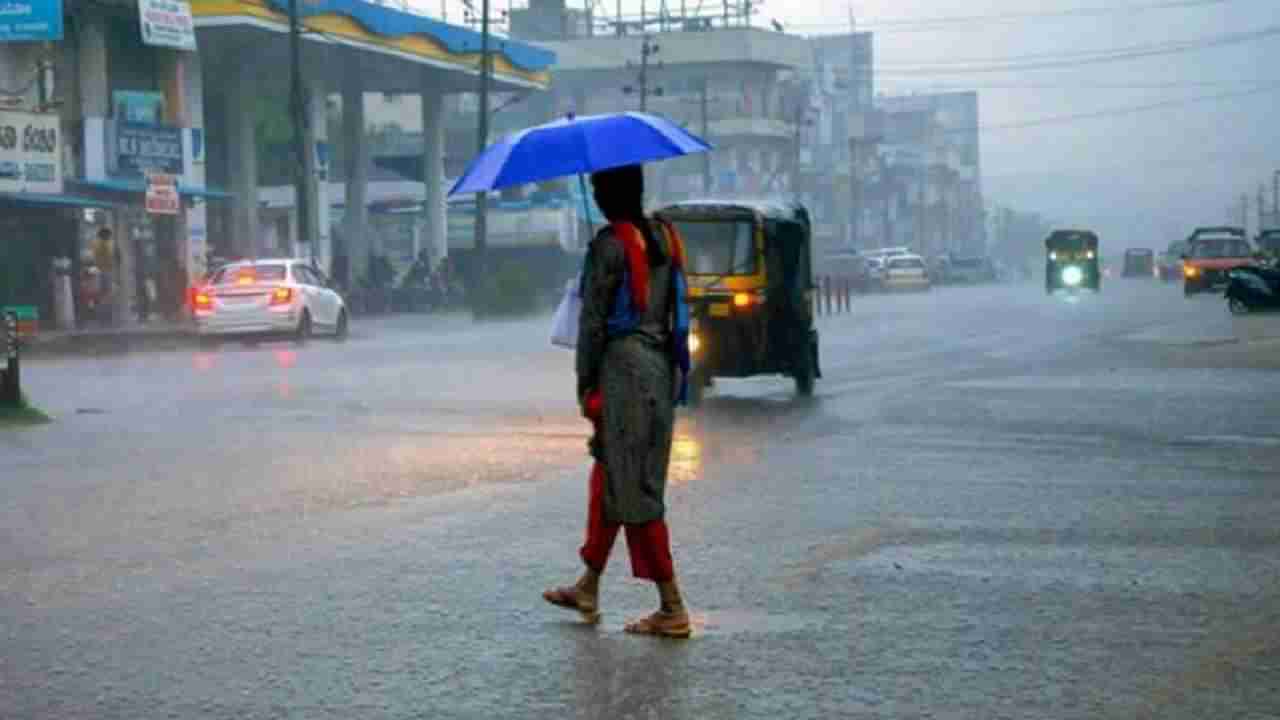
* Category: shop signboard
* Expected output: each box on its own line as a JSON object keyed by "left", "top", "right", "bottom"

{"left": 113, "top": 91, "right": 165, "bottom": 126}
{"left": 145, "top": 172, "right": 180, "bottom": 215}
{"left": 137, "top": 0, "right": 196, "bottom": 51}
{"left": 0, "top": 110, "right": 62, "bottom": 194}
{"left": 114, "top": 123, "right": 184, "bottom": 177}
{"left": 0, "top": 0, "right": 63, "bottom": 43}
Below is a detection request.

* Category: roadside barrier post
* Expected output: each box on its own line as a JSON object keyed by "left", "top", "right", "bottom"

{"left": 2, "top": 310, "right": 19, "bottom": 406}
{"left": 823, "top": 276, "right": 832, "bottom": 315}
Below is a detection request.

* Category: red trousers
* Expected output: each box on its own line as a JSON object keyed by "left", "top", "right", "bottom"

{"left": 579, "top": 462, "right": 674, "bottom": 582}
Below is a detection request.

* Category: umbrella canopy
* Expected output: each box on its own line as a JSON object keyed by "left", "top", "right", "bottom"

{"left": 449, "top": 112, "right": 712, "bottom": 197}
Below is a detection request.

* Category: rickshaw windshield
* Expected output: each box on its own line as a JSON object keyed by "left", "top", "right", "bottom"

{"left": 1047, "top": 233, "right": 1097, "bottom": 253}
{"left": 672, "top": 220, "right": 758, "bottom": 276}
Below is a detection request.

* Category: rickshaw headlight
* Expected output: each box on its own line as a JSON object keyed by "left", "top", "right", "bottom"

{"left": 1062, "top": 266, "right": 1084, "bottom": 287}
{"left": 733, "top": 292, "right": 752, "bottom": 308}
{"left": 688, "top": 332, "right": 701, "bottom": 354}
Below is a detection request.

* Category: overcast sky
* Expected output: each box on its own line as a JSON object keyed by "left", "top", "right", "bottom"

{"left": 420, "top": 0, "right": 1279, "bottom": 245}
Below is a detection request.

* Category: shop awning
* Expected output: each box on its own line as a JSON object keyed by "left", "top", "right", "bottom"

{"left": 67, "top": 178, "right": 234, "bottom": 200}
{"left": 0, "top": 191, "right": 121, "bottom": 209}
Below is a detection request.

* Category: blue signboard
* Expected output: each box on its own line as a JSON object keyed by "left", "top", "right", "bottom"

{"left": 115, "top": 123, "right": 184, "bottom": 177}
{"left": 0, "top": 0, "right": 64, "bottom": 43}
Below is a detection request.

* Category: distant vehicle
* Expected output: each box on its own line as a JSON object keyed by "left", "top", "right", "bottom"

{"left": 1045, "top": 229, "right": 1101, "bottom": 294}
{"left": 865, "top": 256, "right": 888, "bottom": 291}
{"left": 1257, "top": 229, "right": 1280, "bottom": 260}
{"left": 193, "top": 259, "right": 349, "bottom": 343}
{"left": 1156, "top": 240, "right": 1188, "bottom": 283}
{"left": 946, "top": 256, "right": 997, "bottom": 285}
{"left": 1225, "top": 265, "right": 1280, "bottom": 314}
{"left": 1122, "top": 248, "right": 1155, "bottom": 278}
{"left": 1182, "top": 227, "right": 1253, "bottom": 297}
{"left": 882, "top": 254, "right": 932, "bottom": 292}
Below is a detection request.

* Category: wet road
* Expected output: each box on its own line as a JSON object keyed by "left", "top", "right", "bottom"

{"left": 3, "top": 279, "right": 1279, "bottom": 719}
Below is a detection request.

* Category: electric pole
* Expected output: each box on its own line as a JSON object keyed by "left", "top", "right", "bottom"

{"left": 701, "top": 77, "right": 710, "bottom": 193}
{"left": 473, "top": 0, "right": 492, "bottom": 290}
{"left": 289, "top": 0, "right": 312, "bottom": 256}
{"left": 623, "top": 35, "right": 662, "bottom": 111}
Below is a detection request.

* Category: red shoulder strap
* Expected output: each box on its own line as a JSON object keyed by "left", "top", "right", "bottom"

{"left": 655, "top": 219, "right": 685, "bottom": 270}
{"left": 610, "top": 221, "right": 650, "bottom": 313}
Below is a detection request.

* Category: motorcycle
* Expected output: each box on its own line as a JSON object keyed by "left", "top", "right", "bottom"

{"left": 1224, "top": 263, "right": 1280, "bottom": 315}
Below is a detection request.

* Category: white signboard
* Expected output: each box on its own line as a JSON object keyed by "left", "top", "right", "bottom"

{"left": 145, "top": 172, "right": 180, "bottom": 215}
{"left": 138, "top": 0, "right": 196, "bottom": 51}
{"left": 0, "top": 110, "right": 62, "bottom": 195}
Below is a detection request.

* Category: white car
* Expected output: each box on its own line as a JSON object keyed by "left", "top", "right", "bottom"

{"left": 193, "top": 259, "right": 348, "bottom": 342}
{"left": 882, "top": 254, "right": 932, "bottom": 292}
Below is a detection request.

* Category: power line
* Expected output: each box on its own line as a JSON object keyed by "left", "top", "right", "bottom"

{"left": 873, "top": 25, "right": 1280, "bottom": 75}
{"left": 952, "top": 83, "right": 1280, "bottom": 134}
{"left": 791, "top": 0, "right": 1235, "bottom": 34}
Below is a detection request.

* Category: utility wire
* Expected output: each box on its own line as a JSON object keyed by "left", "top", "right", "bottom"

{"left": 947, "top": 83, "right": 1280, "bottom": 134}
{"left": 873, "top": 25, "right": 1280, "bottom": 75}
{"left": 790, "top": 0, "right": 1235, "bottom": 33}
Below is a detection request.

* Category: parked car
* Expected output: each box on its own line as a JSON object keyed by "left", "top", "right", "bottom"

{"left": 865, "top": 256, "right": 888, "bottom": 291}
{"left": 1122, "top": 248, "right": 1155, "bottom": 278}
{"left": 882, "top": 254, "right": 932, "bottom": 292}
{"left": 1156, "top": 240, "right": 1188, "bottom": 283}
{"left": 1181, "top": 227, "right": 1254, "bottom": 297}
{"left": 193, "top": 259, "right": 349, "bottom": 343}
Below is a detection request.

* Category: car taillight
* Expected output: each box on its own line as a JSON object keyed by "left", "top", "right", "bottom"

{"left": 269, "top": 287, "right": 294, "bottom": 306}
{"left": 193, "top": 289, "right": 213, "bottom": 311}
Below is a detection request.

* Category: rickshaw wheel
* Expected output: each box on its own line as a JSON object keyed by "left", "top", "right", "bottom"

{"left": 794, "top": 345, "right": 816, "bottom": 398}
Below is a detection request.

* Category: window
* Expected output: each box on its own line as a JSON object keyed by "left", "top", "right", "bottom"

{"left": 211, "top": 264, "right": 287, "bottom": 284}
{"left": 888, "top": 257, "right": 925, "bottom": 270}
{"left": 673, "top": 220, "right": 757, "bottom": 276}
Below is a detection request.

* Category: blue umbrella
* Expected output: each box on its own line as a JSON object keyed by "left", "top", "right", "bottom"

{"left": 449, "top": 112, "right": 712, "bottom": 197}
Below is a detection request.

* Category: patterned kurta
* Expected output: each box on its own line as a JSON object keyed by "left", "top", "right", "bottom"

{"left": 576, "top": 223, "right": 676, "bottom": 526}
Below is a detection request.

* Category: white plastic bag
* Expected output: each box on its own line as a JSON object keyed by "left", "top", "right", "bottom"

{"left": 550, "top": 276, "right": 582, "bottom": 349}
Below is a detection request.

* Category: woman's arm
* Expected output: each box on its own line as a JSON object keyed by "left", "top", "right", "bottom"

{"left": 576, "top": 230, "right": 624, "bottom": 405}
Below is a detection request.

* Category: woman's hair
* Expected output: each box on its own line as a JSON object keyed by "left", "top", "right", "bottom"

{"left": 591, "top": 164, "right": 667, "bottom": 267}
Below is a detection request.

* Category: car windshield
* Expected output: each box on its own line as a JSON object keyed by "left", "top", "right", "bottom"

{"left": 673, "top": 220, "right": 757, "bottom": 276}
{"left": 1191, "top": 239, "right": 1251, "bottom": 258}
{"left": 211, "top": 264, "right": 288, "bottom": 284}
{"left": 888, "top": 257, "right": 925, "bottom": 269}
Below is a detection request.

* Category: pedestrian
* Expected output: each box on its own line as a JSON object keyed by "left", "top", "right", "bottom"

{"left": 542, "top": 164, "right": 694, "bottom": 638}
{"left": 90, "top": 227, "right": 120, "bottom": 326}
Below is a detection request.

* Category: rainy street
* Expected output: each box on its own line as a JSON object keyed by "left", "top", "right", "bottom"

{"left": 3, "top": 279, "right": 1280, "bottom": 719}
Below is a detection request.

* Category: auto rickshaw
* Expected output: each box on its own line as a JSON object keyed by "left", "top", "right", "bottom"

{"left": 1045, "top": 229, "right": 1101, "bottom": 294}
{"left": 655, "top": 200, "right": 821, "bottom": 406}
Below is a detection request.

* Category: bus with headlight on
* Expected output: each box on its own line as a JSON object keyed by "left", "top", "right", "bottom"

{"left": 1045, "top": 229, "right": 1101, "bottom": 295}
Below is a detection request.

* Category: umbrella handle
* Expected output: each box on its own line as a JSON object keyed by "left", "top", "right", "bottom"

{"left": 578, "top": 174, "right": 593, "bottom": 241}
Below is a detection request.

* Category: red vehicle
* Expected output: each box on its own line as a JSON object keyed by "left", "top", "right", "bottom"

{"left": 1181, "top": 227, "right": 1254, "bottom": 297}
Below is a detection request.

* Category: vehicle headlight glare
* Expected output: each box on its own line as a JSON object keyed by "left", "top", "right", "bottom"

{"left": 1062, "top": 266, "right": 1084, "bottom": 286}
{"left": 689, "top": 332, "right": 701, "bottom": 354}
{"left": 1049, "top": 251, "right": 1058, "bottom": 261}
{"left": 1086, "top": 250, "right": 1096, "bottom": 260}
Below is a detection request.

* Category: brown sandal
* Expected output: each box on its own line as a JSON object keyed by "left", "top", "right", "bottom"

{"left": 624, "top": 610, "right": 692, "bottom": 639}
{"left": 542, "top": 586, "right": 601, "bottom": 624}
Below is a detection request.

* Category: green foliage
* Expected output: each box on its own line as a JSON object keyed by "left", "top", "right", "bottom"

{"left": 0, "top": 392, "right": 52, "bottom": 426}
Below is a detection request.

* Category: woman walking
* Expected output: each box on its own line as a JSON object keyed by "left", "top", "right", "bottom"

{"left": 543, "top": 164, "right": 693, "bottom": 638}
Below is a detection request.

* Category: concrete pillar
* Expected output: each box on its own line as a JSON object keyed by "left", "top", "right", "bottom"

{"left": 421, "top": 83, "right": 447, "bottom": 265}
{"left": 304, "top": 75, "right": 331, "bottom": 272}
{"left": 77, "top": 15, "right": 109, "bottom": 181}
{"left": 341, "top": 63, "right": 369, "bottom": 288}
{"left": 179, "top": 51, "right": 209, "bottom": 284}
{"left": 225, "top": 61, "right": 259, "bottom": 258}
